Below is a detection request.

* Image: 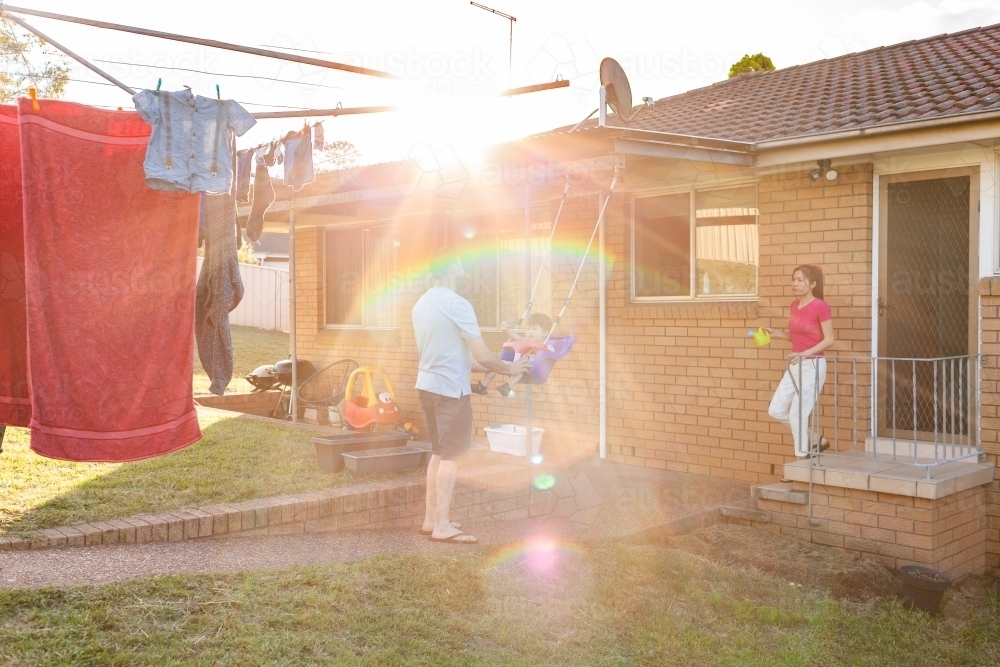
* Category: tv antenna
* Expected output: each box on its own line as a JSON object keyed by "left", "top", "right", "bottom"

{"left": 470, "top": 2, "right": 516, "bottom": 89}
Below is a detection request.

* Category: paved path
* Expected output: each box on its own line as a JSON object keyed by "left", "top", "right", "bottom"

{"left": 0, "top": 517, "right": 583, "bottom": 589}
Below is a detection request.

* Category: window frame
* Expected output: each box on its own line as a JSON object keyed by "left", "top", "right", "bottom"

{"left": 449, "top": 207, "right": 549, "bottom": 332}
{"left": 322, "top": 223, "right": 400, "bottom": 331}
{"left": 630, "top": 181, "right": 759, "bottom": 303}
{"left": 450, "top": 212, "right": 502, "bottom": 331}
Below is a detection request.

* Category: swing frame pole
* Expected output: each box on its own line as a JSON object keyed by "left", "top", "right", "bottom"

{"left": 289, "top": 204, "right": 298, "bottom": 424}
{"left": 524, "top": 184, "right": 533, "bottom": 464}
{"left": 599, "top": 188, "right": 608, "bottom": 460}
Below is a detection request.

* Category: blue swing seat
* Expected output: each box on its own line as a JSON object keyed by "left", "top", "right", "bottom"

{"left": 499, "top": 335, "right": 577, "bottom": 385}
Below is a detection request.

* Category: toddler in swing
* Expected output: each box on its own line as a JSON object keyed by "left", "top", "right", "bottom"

{"left": 472, "top": 312, "right": 552, "bottom": 398}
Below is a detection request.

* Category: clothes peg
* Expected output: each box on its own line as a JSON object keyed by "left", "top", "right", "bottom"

{"left": 216, "top": 84, "right": 221, "bottom": 100}
{"left": 156, "top": 78, "right": 162, "bottom": 92}
{"left": 28, "top": 88, "right": 40, "bottom": 111}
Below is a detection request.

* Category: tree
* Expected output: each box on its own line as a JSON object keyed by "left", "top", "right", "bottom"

{"left": 196, "top": 241, "right": 260, "bottom": 265}
{"left": 237, "top": 241, "right": 260, "bottom": 266}
{"left": 728, "top": 53, "right": 775, "bottom": 79}
{"left": 316, "top": 140, "right": 360, "bottom": 172}
{"left": 0, "top": 16, "right": 69, "bottom": 103}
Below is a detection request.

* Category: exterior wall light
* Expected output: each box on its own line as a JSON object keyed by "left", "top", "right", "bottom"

{"left": 810, "top": 159, "right": 837, "bottom": 181}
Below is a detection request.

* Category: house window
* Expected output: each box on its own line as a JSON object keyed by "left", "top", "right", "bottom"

{"left": 324, "top": 226, "right": 398, "bottom": 328}
{"left": 451, "top": 214, "right": 499, "bottom": 328}
{"left": 449, "top": 209, "right": 551, "bottom": 330}
{"left": 633, "top": 185, "right": 758, "bottom": 300}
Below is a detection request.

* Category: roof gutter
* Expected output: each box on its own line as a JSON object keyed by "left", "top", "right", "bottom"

{"left": 753, "top": 108, "right": 1000, "bottom": 150}
{"left": 611, "top": 127, "right": 754, "bottom": 153}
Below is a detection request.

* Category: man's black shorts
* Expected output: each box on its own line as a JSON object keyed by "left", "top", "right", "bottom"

{"left": 418, "top": 390, "right": 473, "bottom": 460}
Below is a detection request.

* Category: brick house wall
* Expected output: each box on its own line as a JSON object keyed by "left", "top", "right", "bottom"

{"left": 293, "top": 162, "right": 872, "bottom": 474}
{"left": 290, "top": 160, "right": 998, "bottom": 570}
{"left": 976, "top": 278, "right": 1000, "bottom": 570}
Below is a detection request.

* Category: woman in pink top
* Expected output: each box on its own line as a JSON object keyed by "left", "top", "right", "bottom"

{"left": 765, "top": 265, "right": 836, "bottom": 457}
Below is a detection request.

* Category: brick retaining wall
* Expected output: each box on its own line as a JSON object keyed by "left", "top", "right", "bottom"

{"left": 740, "top": 482, "right": 987, "bottom": 579}
{"left": 0, "top": 464, "right": 534, "bottom": 551}
{"left": 194, "top": 391, "right": 281, "bottom": 418}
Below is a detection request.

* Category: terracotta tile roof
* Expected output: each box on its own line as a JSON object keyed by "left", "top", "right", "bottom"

{"left": 249, "top": 231, "right": 288, "bottom": 256}
{"left": 559, "top": 23, "right": 1000, "bottom": 143}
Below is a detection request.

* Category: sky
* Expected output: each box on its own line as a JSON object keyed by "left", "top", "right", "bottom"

{"left": 11, "top": 0, "right": 1000, "bottom": 167}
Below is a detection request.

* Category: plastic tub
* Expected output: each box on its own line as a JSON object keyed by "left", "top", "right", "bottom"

{"left": 341, "top": 445, "right": 424, "bottom": 475}
{"left": 484, "top": 424, "right": 544, "bottom": 457}
{"left": 312, "top": 431, "right": 411, "bottom": 473}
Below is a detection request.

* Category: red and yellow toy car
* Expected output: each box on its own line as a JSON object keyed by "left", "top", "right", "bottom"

{"left": 341, "top": 366, "right": 403, "bottom": 431}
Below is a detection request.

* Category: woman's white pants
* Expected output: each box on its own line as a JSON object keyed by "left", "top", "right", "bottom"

{"left": 768, "top": 358, "right": 827, "bottom": 457}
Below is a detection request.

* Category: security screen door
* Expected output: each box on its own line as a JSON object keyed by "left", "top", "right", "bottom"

{"left": 876, "top": 169, "right": 977, "bottom": 439}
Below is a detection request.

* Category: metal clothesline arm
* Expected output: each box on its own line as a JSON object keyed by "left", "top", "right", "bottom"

{"left": 498, "top": 79, "right": 569, "bottom": 97}
{"left": 0, "top": 4, "right": 397, "bottom": 79}
{"left": 250, "top": 105, "right": 397, "bottom": 120}
{"left": 2, "top": 12, "right": 136, "bottom": 95}
{"left": 3, "top": 10, "right": 397, "bottom": 120}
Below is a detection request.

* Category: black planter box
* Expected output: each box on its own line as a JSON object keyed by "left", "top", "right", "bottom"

{"left": 312, "top": 431, "right": 412, "bottom": 473}
{"left": 341, "top": 446, "right": 425, "bottom": 475}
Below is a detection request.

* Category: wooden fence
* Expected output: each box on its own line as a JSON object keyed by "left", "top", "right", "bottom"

{"left": 196, "top": 257, "right": 289, "bottom": 332}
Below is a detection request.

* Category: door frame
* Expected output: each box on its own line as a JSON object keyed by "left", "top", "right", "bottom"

{"left": 876, "top": 166, "right": 980, "bottom": 358}
{"left": 875, "top": 166, "right": 979, "bottom": 440}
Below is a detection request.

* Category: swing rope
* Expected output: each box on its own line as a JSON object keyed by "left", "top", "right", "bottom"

{"left": 545, "top": 165, "right": 621, "bottom": 343}
{"left": 513, "top": 173, "right": 571, "bottom": 330}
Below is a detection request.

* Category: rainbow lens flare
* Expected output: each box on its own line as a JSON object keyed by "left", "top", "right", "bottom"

{"left": 533, "top": 473, "right": 556, "bottom": 490}
{"left": 486, "top": 537, "right": 588, "bottom": 574}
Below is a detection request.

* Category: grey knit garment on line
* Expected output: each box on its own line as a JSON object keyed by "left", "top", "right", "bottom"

{"left": 196, "top": 189, "right": 244, "bottom": 395}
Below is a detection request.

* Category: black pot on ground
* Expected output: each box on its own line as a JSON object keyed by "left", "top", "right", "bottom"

{"left": 900, "top": 565, "right": 952, "bottom": 615}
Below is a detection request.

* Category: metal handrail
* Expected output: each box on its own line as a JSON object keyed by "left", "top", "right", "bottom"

{"left": 787, "top": 353, "right": 984, "bottom": 477}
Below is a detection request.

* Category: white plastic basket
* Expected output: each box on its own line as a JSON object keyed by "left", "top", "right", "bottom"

{"left": 484, "top": 424, "right": 544, "bottom": 457}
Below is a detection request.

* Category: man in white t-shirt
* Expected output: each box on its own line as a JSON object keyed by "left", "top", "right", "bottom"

{"left": 412, "top": 247, "right": 525, "bottom": 544}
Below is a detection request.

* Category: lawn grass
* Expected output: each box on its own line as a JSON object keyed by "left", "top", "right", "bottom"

{"left": 1, "top": 528, "right": 997, "bottom": 665}
{"left": 0, "top": 410, "right": 412, "bottom": 536}
{"left": 194, "top": 325, "right": 289, "bottom": 395}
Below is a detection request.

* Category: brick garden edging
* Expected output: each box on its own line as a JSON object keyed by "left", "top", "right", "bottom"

{"left": 0, "top": 458, "right": 754, "bottom": 552}
{"left": 0, "top": 463, "right": 535, "bottom": 552}
{"left": 194, "top": 391, "right": 282, "bottom": 418}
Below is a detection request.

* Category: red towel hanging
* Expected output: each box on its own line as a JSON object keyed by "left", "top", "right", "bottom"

{"left": 18, "top": 99, "right": 202, "bottom": 462}
{"left": 0, "top": 106, "right": 31, "bottom": 427}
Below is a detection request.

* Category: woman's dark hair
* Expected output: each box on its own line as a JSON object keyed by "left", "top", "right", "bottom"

{"left": 792, "top": 264, "right": 824, "bottom": 300}
{"left": 526, "top": 312, "right": 553, "bottom": 332}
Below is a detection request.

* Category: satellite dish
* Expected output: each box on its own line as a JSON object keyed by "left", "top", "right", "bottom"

{"left": 599, "top": 57, "right": 633, "bottom": 118}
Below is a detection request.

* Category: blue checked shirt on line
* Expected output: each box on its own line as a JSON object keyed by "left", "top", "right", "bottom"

{"left": 133, "top": 88, "right": 256, "bottom": 194}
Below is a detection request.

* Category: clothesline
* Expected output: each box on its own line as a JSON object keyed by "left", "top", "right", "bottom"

{"left": 14, "top": 74, "right": 348, "bottom": 111}
{"left": 93, "top": 59, "right": 349, "bottom": 91}
{"left": 0, "top": 4, "right": 397, "bottom": 79}
{"left": 1, "top": 4, "right": 398, "bottom": 121}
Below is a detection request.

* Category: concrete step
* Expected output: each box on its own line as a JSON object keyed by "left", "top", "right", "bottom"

{"left": 719, "top": 498, "right": 771, "bottom": 523}
{"left": 752, "top": 482, "right": 809, "bottom": 505}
